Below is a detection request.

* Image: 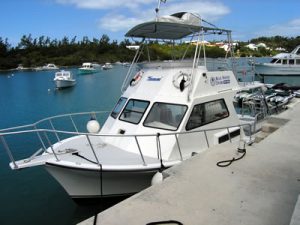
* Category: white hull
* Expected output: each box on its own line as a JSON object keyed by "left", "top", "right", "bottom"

{"left": 45, "top": 163, "right": 158, "bottom": 198}
{"left": 255, "top": 64, "right": 300, "bottom": 76}
{"left": 55, "top": 80, "right": 76, "bottom": 88}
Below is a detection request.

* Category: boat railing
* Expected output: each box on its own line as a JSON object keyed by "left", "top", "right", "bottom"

{"left": 0, "top": 111, "right": 110, "bottom": 133}
{"left": 0, "top": 114, "right": 253, "bottom": 170}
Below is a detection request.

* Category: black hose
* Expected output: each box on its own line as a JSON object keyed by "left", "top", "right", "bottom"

{"left": 146, "top": 220, "right": 183, "bottom": 225}
{"left": 72, "top": 152, "right": 98, "bottom": 164}
{"left": 216, "top": 148, "right": 246, "bottom": 167}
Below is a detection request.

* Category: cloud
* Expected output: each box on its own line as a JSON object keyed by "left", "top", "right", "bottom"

{"left": 160, "top": 0, "right": 230, "bottom": 22}
{"left": 98, "top": 15, "right": 145, "bottom": 32}
{"left": 55, "top": 0, "right": 230, "bottom": 32}
{"left": 55, "top": 0, "right": 153, "bottom": 10}
{"left": 256, "top": 18, "right": 300, "bottom": 37}
{"left": 95, "top": 0, "right": 230, "bottom": 32}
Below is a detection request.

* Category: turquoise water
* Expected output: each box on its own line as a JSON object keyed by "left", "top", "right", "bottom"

{"left": 0, "top": 66, "right": 127, "bottom": 225}
{"left": 0, "top": 59, "right": 300, "bottom": 225}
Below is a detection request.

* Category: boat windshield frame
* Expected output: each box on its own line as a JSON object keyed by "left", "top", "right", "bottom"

{"left": 111, "top": 97, "right": 128, "bottom": 119}
{"left": 143, "top": 102, "right": 188, "bottom": 131}
{"left": 119, "top": 99, "right": 150, "bottom": 124}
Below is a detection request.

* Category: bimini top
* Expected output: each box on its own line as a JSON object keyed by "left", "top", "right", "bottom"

{"left": 125, "top": 12, "right": 230, "bottom": 40}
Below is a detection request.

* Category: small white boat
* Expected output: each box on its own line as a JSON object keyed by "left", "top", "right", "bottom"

{"left": 253, "top": 45, "right": 300, "bottom": 76}
{"left": 78, "top": 62, "right": 100, "bottom": 74}
{"left": 122, "top": 62, "right": 130, "bottom": 67}
{"left": 102, "top": 63, "right": 113, "bottom": 70}
{"left": 34, "top": 63, "right": 59, "bottom": 71}
{"left": 44, "top": 63, "right": 59, "bottom": 70}
{"left": 54, "top": 70, "right": 76, "bottom": 89}
{"left": 16, "top": 64, "right": 29, "bottom": 70}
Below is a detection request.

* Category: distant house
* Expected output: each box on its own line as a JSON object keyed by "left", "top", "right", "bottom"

{"left": 219, "top": 42, "right": 238, "bottom": 52}
{"left": 126, "top": 45, "right": 140, "bottom": 50}
{"left": 256, "top": 43, "right": 267, "bottom": 48}
{"left": 245, "top": 43, "right": 258, "bottom": 51}
{"left": 275, "top": 47, "right": 286, "bottom": 51}
{"left": 185, "top": 40, "right": 210, "bottom": 45}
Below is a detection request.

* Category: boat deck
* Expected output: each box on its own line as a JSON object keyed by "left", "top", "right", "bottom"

{"left": 12, "top": 135, "right": 161, "bottom": 170}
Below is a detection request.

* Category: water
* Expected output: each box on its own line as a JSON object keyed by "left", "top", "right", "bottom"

{"left": 0, "top": 66, "right": 128, "bottom": 225}
{"left": 1, "top": 59, "right": 300, "bottom": 225}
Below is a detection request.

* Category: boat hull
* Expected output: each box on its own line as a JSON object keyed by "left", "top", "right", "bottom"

{"left": 45, "top": 163, "right": 158, "bottom": 198}
{"left": 55, "top": 80, "right": 76, "bottom": 89}
{"left": 255, "top": 63, "right": 300, "bottom": 76}
{"left": 78, "top": 69, "right": 97, "bottom": 74}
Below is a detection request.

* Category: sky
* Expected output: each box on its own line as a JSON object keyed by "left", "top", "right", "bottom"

{"left": 1, "top": 0, "right": 300, "bottom": 46}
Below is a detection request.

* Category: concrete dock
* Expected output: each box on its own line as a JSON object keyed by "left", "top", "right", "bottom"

{"left": 79, "top": 101, "right": 300, "bottom": 225}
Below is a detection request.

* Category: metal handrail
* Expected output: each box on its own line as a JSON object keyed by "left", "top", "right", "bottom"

{"left": 0, "top": 121, "right": 253, "bottom": 170}
{"left": 0, "top": 111, "right": 110, "bottom": 133}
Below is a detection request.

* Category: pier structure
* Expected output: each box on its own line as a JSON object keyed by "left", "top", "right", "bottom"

{"left": 79, "top": 100, "right": 300, "bottom": 225}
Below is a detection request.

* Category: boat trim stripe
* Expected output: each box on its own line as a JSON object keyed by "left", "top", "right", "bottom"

{"left": 45, "top": 162, "right": 166, "bottom": 172}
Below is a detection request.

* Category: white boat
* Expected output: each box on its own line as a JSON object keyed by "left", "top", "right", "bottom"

{"left": 34, "top": 63, "right": 59, "bottom": 71}
{"left": 1, "top": 12, "right": 260, "bottom": 199}
{"left": 102, "top": 63, "right": 113, "bottom": 70}
{"left": 54, "top": 70, "right": 76, "bottom": 89}
{"left": 122, "top": 62, "right": 130, "bottom": 67}
{"left": 43, "top": 63, "right": 59, "bottom": 70}
{"left": 253, "top": 45, "right": 300, "bottom": 76}
{"left": 78, "top": 62, "right": 100, "bottom": 74}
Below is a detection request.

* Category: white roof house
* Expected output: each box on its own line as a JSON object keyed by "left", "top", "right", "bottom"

{"left": 246, "top": 43, "right": 258, "bottom": 51}
{"left": 256, "top": 43, "right": 267, "bottom": 48}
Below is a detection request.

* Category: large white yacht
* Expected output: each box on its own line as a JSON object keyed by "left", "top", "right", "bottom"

{"left": 0, "top": 11, "right": 259, "bottom": 199}
{"left": 254, "top": 45, "right": 300, "bottom": 76}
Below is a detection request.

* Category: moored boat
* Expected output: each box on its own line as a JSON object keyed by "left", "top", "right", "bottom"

{"left": 78, "top": 62, "right": 100, "bottom": 74}
{"left": 1, "top": 11, "right": 266, "bottom": 199}
{"left": 35, "top": 63, "right": 59, "bottom": 71}
{"left": 253, "top": 45, "right": 300, "bottom": 76}
{"left": 102, "top": 63, "right": 113, "bottom": 70}
{"left": 54, "top": 70, "right": 76, "bottom": 89}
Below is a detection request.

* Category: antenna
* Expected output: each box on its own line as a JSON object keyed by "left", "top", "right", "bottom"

{"left": 155, "top": 0, "right": 166, "bottom": 20}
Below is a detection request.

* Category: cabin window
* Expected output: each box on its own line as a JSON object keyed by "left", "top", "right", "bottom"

{"left": 111, "top": 97, "right": 127, "bottom": 119}
{"left": 186, "top": 99, "right": 229, "bottom": 131}
{"left": 119, "top": 99, "right": 150, "bottom": 124}
{"left": 143, "top": 102, "right": 188, "bottom": 131}
{"left": 270, "top": 59, "right": 277, "bottom": 63}
{"left": 296, "top": 59, "right": 300, "bottom": 65}
{"left": 288, "top": 59, "right": 294, "bottom": 65}
{"left": 275, "top": 59, "right": 281, "bottom": 64}
{"left": 282, "top": 59, "right": 287, "bottom": 65}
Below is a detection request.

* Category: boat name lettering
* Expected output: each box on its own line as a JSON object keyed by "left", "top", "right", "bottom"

{"left": 210, "top": 75, "right": 230, "bottom": 86}
{"left": 147, "top": 76, "right": 161, "bottom": 81}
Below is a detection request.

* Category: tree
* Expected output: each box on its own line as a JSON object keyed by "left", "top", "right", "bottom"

{"left": 0, "top": 37, "right": 10, "bottom": 56}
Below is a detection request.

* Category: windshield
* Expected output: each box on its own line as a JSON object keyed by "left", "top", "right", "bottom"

{"left": 119, "top": 99, "right": 150, "bottom": 124}
{"left": 144, "top": 102, "right": 187, "bottom": 131}
{"left": 111, "top": 97, "right": 127, "bottom": 119}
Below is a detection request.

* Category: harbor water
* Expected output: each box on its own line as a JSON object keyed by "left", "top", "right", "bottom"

{"left": 0, "top": 59, "right": 300, "bottom": 225}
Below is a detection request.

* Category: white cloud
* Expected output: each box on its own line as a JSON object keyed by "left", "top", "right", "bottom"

{"left": 97, "top": 0, "right": 230, "bottom": 32}
{"left": 160, "top": 0, "right": 230, "bottom": 22}
{"left": 98, "top": 15, "right": 144, "bottom": 32}
{"left": 55, "top": 0, "right": 230, "bottom": 32}
{"left": 256, "top": 18, "right": 300, "bottom": 37}
{"left": 55, "top": 0, "right": 153, "bottom": 10}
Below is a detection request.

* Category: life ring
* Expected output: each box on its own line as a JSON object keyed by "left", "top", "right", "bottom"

{"left": 130, "top": 71, "right": 143, "bottom": 86}
{"left": 173, "top": 71, "right": 191, "bottom": 91}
